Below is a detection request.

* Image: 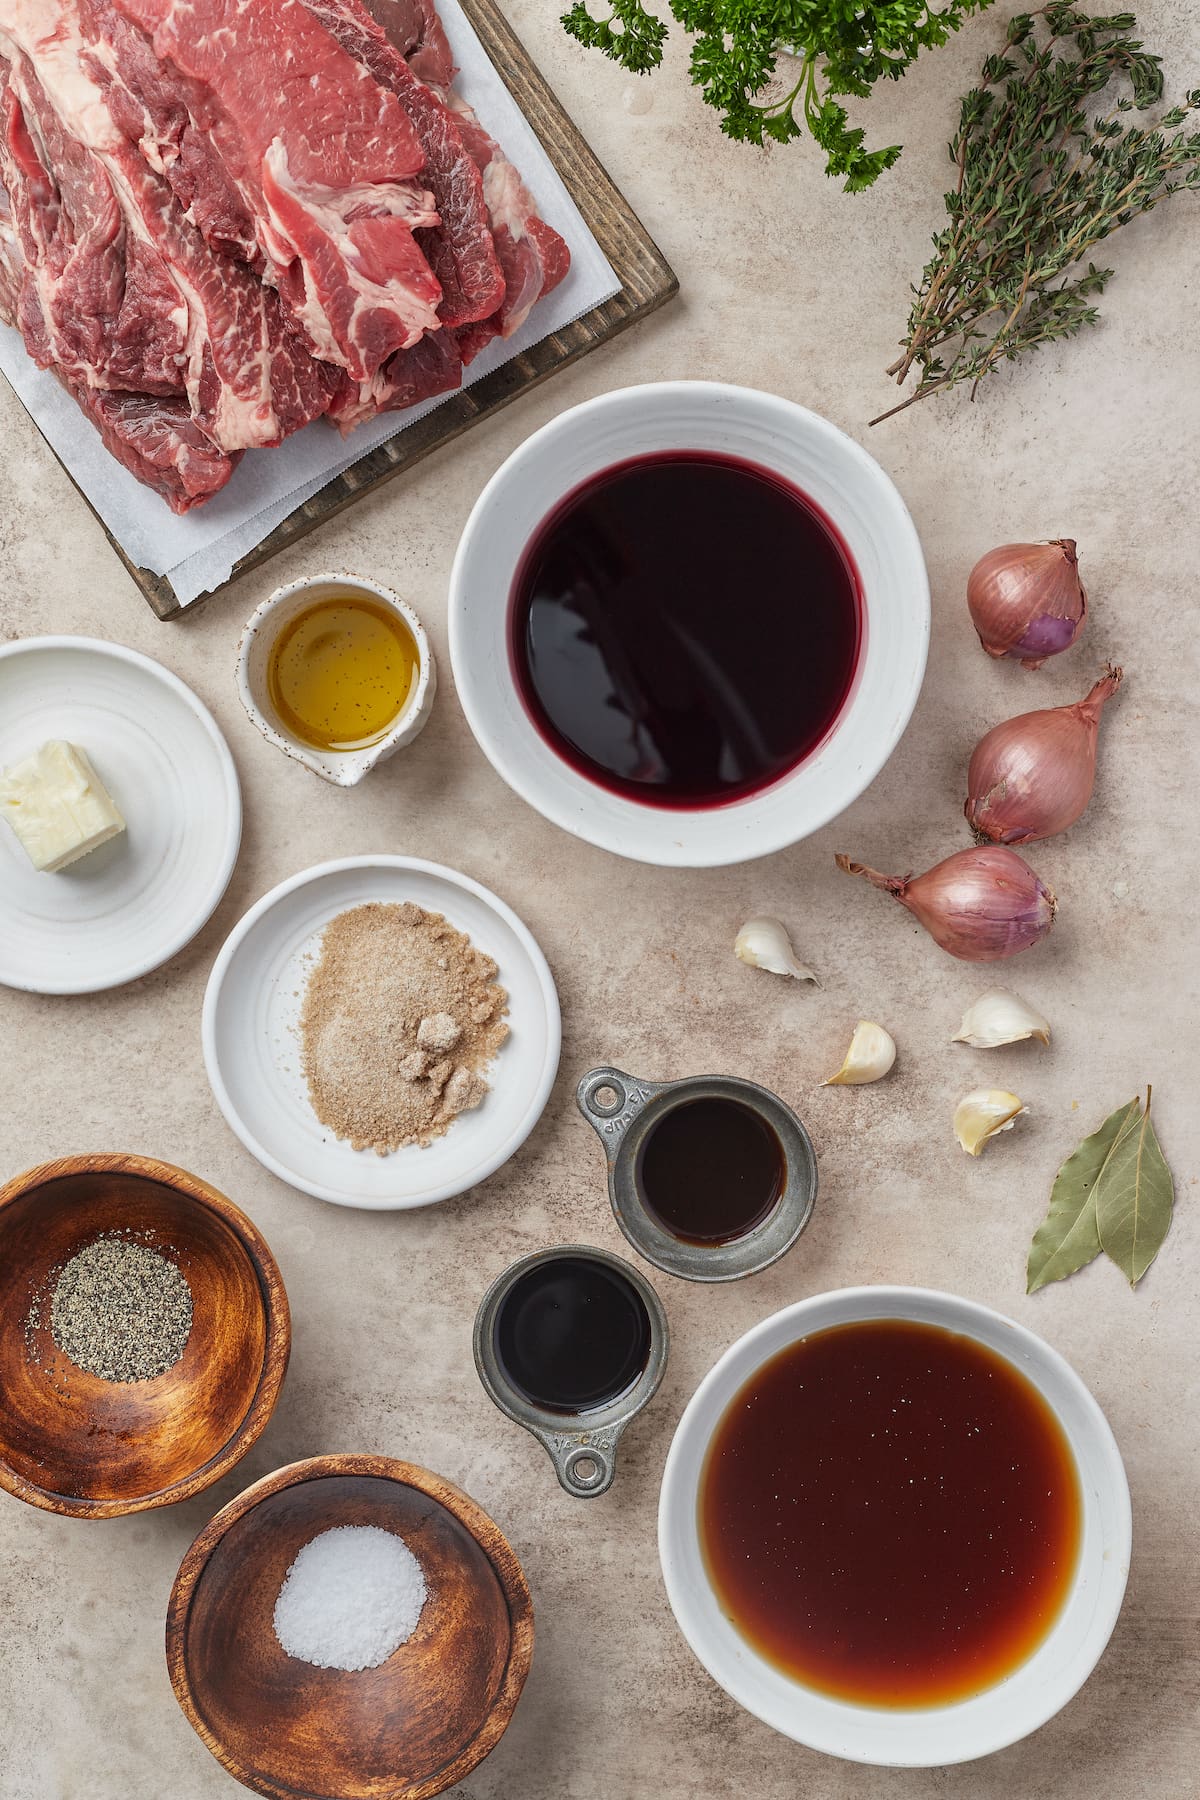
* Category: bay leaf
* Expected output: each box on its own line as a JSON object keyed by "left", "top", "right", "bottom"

{"left": 1095, "top": 1086, "right": 1174, "bottom": 1287}
{"left": 1026, "top": 1097, "right": 1141, "bottom": 1294}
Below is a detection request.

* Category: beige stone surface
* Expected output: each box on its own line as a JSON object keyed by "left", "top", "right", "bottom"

{"left": 1, "top": 3, "right": 1198, "bottom": 1795}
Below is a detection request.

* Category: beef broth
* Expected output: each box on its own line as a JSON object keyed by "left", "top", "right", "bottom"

{"left": 700, "top": 1319, "right": 1081, "bottom": 1707}
{"left": 509, "top": 452, "right": 862, "bottom": 808}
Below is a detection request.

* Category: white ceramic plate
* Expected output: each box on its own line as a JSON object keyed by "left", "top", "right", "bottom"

{"left": 449, "top": 382, "right": 930, "bottom": 867}
{"left": 202, "top": 857, "right": 561, "bottom": 1209}
{"left": 0, "top": 638, "right": 241, "bottom": 994}
{"left": 659, "top": 1287, "right": 1131, "bottom": 1767}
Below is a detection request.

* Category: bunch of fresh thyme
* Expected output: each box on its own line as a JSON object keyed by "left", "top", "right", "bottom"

{"left": 875, "top": 4, "right": 1200, "bottom": 421}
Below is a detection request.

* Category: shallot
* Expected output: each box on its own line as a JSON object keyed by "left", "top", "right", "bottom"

{"left": 967, "top": 541, "right": 1087, "bottom": 668}
{"left": 965, "top": 665, "right": 1123, "bottom": 845}
{"left": 835, "top": 847, "right": 1056, "bottom": 962}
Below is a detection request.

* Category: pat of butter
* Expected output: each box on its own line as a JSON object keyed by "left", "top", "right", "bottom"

{"left": 0, "top": 740, "right": 126, "bottom": 873}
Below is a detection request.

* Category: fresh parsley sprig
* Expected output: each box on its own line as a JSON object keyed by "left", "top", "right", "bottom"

{"left": 560, "top": 0, "right": 668, "bottom": 73}
{"left": 876, "top": 4, "right": 1200, "bottom": 417}
{"left": 560, "top": 1, "right": 996, "bottom": 190}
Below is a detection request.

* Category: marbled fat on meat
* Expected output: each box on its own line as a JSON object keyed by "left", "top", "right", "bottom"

{"left": 111, "top": 0, "right": 443, "bottom": 375}
{"left": 78, "top": 0, "right": 260, "bottom": 264}
{"left": 1, "top": 1, "right": 341, "bottom": 454}
{"left": 0, "top": 0, "right": 572, "bottom": 510}
{"left": 69, "top": 381, "right": 240, "bottom": 508}
{"left": 301, "top": 0, "right": 503, "bottom": 330}
{"left": 358, "top": 0, "right": 570, "bottom": 355}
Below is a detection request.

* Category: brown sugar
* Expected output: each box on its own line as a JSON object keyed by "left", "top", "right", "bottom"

{"left": 298, "top": 901, "right": 509, "bottom": 1153}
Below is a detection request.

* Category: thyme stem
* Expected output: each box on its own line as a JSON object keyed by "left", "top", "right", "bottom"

{"left": 875, "top": 3, "right": 1200, "bottom": 421}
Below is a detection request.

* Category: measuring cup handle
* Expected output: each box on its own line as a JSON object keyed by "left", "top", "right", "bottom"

{"left": 575, "top": 1067, "right": 658, "bottom": 1160}
{"left": 537, "top": 1424, "right": 623, "bottom": 1499}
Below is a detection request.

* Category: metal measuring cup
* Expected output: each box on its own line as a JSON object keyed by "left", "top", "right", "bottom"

{"left": 473, "top": 1244, "right": 669, "bottom": 1500}
{"left": 576, "top": 1066, "right": 818, "bottom": 1282}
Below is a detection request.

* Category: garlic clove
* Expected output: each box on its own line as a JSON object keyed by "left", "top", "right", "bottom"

{"left": 822, "top": 1020, "right": 897, "bottom": 1086}
{"left": 952, "top": 990, "right": 1050, "bottom": 1049}
{"left": 734, "top": 916, "right": 818, "bottom": 984}
{"left": 954, "top": 1089, "right": 1027, "bottom": 1156}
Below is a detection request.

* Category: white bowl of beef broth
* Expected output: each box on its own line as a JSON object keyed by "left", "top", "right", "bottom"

{"left": 658, "top": 1287, "right": 1131, "bottom": 1765}
{"left": 449, "top": 383, "right": 929, "bottom": 866}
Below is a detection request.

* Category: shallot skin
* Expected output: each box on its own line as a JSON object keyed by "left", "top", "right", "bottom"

{"left": 836, "top": 847, "right": 1056, "bottom": 961}
{"left": 967, "top": 666, "right": 1123, "bottom": 845}
{"left": 967, "top": 540, "right": 1088, "bottom": 669}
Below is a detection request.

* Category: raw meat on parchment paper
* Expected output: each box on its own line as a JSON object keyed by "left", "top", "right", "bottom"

{"left": 0, "top": 0, "right": 570, "bottom": 512}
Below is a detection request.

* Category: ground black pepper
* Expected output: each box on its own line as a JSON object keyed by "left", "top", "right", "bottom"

{"left": 44, "top": 1235, "right": 192, "bottom": 1383}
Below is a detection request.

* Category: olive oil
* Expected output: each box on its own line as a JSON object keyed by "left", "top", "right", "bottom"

{"left": 267, "top": 595, "right": 419, "bottom": 752}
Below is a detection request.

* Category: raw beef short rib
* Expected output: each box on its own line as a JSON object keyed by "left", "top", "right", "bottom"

{"left": 0, "top": 0, "right": 571, "bottom": 512}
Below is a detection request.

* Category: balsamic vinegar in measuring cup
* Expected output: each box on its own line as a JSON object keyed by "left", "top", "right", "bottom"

{"left": 636, "top": 1096, "right": 785, "bottom": 1245}
{"left": 493, "top": 1253, "right": 652, "bottom": 1413}
{"left": 509, "top": 451, "right": 863, "bottom": 808}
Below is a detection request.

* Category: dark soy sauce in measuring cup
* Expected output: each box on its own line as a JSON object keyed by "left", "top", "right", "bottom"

{"left": 493, "top": 1253, "right": 652, "bottom": 1413}
{"left": 636, "top": 1096, "right": 785, "bottom": 1245}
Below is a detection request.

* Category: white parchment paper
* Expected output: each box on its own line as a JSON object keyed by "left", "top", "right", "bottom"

{"left": 0, "top": 0, "right": 619, "bottom": 607}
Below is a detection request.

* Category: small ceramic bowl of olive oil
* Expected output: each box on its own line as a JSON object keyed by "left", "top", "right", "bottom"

{"left": 237, "top": 573, "right": 436, "bottom": 786}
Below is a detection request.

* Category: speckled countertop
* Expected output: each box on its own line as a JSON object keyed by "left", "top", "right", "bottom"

{"left": 1, "top": 3, "right": 1198, "bottom": 1796}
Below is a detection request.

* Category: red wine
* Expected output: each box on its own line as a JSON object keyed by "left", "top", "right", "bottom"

{"left": 509, "top": 452, "right": 862, "bottom": 808}
{"left": 636, "top": 1097, "right": 784, "bottom": 1244}
{"left": 700, "top": 1320, "right": 1081, "bottom": 1707}
{"left": 493, "top": 1254, "right": 651, "bottom": 1413}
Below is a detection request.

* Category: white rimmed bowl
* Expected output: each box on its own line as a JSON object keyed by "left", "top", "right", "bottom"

{"left": 202, "top": 857, "right": 560, "bottom": 1210}
{"left": 237, "top": 573, "right": 436, "bottom": 786}
{"left": 449, "top": 383, "right": 929, "bottom": 867}
{"left": 658, "top": 1286, "right": 1131, "bottom": 1767}
{"left": 0, "top": 637, "right": 241, "bottom": 994}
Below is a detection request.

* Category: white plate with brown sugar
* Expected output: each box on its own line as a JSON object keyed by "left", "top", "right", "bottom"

{"left": 201, "top": 858, "right": 561, "bottom": 1209}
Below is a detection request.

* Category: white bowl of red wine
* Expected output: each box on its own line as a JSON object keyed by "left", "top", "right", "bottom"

{"left": 449, "top": 382, "right": 929, "bottom": 867}
{"left": 658, "top": 1287, "right": 1130, "bottom": 1765}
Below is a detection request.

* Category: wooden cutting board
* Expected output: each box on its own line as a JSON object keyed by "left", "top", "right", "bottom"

{"left": 33, "top": 0, "right": 678, "bottom": 620}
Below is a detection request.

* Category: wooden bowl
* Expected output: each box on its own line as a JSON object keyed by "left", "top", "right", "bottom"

{"left": 0, "top": 1154, "right": 290, "bottom": 1517}
{"left": 166, "top": 1455, "right": 534, "bottom": 1800}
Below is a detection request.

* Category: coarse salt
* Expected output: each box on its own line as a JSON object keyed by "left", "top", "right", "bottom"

{"left": 272, "top": 1524, "right": 427, "bottom": 1671}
